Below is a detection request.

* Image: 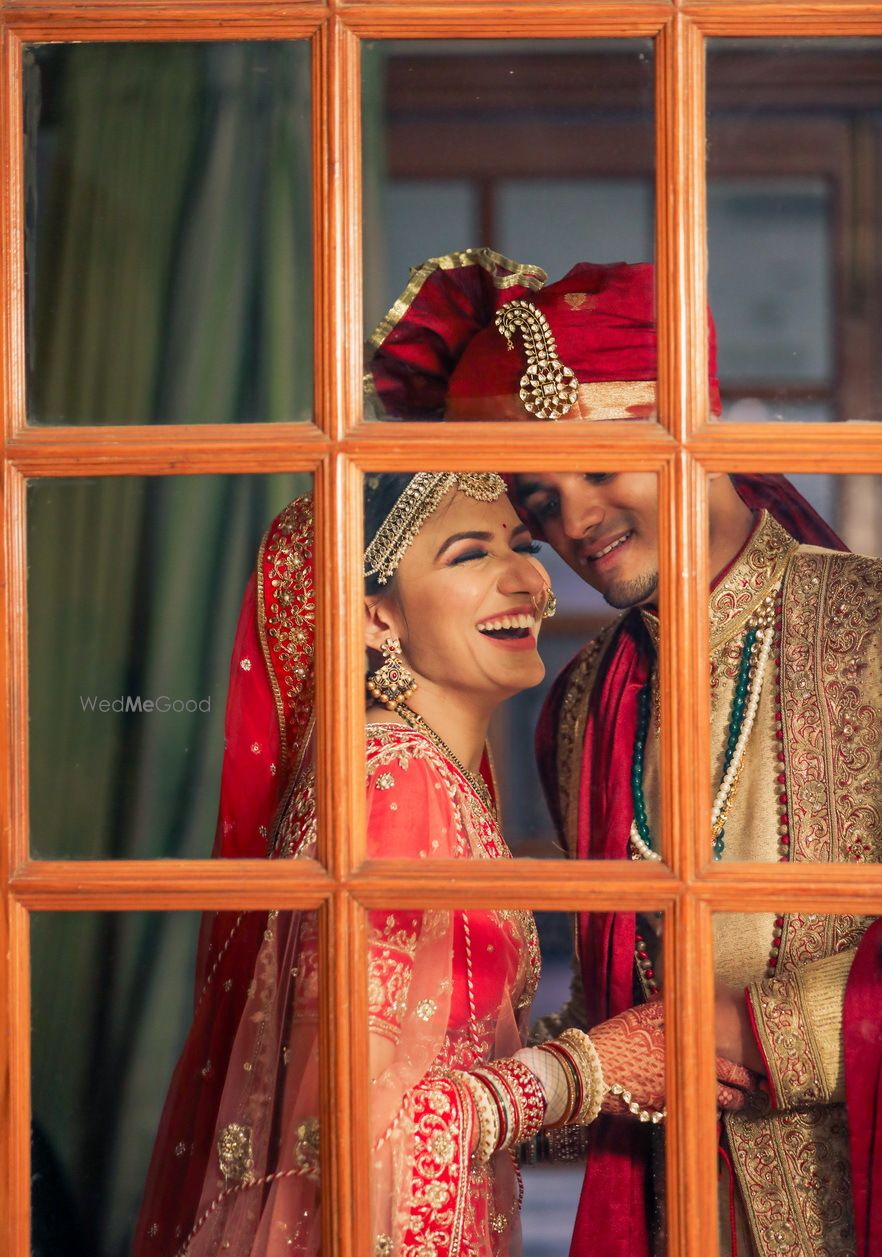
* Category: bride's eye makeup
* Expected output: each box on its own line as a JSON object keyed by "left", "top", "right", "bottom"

{"left": 449, "top": 546, "right": 489, "bottom": 565}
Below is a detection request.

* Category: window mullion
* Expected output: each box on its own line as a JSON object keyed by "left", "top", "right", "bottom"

{"left": 313, "top": 13, "right": 368, "bottom": 1254}
{"left": 657, "top": 14, "right": 718, "bottom": 1257}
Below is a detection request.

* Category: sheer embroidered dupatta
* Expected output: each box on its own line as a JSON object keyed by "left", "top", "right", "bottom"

{"left": 139, "top": 726, "right": 529, "bottom": 1256}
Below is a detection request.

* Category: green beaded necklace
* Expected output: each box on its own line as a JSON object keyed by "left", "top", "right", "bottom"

{"left": 631, "top": 625, "right": 758, "bottom": 861}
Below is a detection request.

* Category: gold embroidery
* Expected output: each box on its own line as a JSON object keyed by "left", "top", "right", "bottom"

{"left": 555, "top": 626, "right": 617, "bottom": 856}
{"left": 723, "top": 541, "right": 882, "bottom": 1255}
{"left": 422, "top": 1182, "right": 450, "bottom": 1209}
{"left": 709, "top": 512, "right": 799, "bottom": 650}
{"left": 257, "top": 495, "right": 316, "bottom": 783}
{"left": 726, "top": 1106, "right": 856, "bottom": 1257}
{"left": 748, "top": 970, "right": 830, "bottom": 1107}
{"left": 273, "top": 770, "right": 317, "bottom": 859}
{"left": 398, "top": 1076, "right": 472, "bottom": 1256}
{"left": 376, "top": 773, "right": 395, "bottom": 790}
{"left": 293, "top": 1117, "right": 320, "bottom": 1179}
{"left": 365, "top": 725, "right": 509, "bottom": 860}
{"left": 216, "top": 1122, "right": 254, "bottom": 1185}
{"left": 359, "top": 725, "right": 534, "bottom": 1252}
{"left": 368, "top": 247, "right": 546, "bottom": 355}
{"left": 415, "top": 998, "right": 438, "bottom": 1021}
{"left": 781, "top": 550, "right": 882, "bottom": 867}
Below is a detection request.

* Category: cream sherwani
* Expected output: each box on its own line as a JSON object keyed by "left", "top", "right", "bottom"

{"left": 544, "top": 512, "right": 882, "bottom": 1256}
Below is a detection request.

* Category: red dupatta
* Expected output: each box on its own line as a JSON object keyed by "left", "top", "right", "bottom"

{"left": 134, "top": 499, "right": 316, "bottom": 1256}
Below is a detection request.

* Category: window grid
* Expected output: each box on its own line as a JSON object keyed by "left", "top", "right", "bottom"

{"left": 2, "top": 5, "right": 882, "bottom": 1256}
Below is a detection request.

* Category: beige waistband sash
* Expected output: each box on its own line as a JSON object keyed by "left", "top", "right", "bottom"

{"left": 444, "top": 379, "right": 657, "bottom": 421}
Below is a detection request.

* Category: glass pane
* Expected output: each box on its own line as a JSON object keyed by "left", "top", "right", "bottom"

{"left": 713, "top": 910, "right": 875, "bottom": 1253}
{"left": 707, "top": 39, "right": 882, "bottom": 422}
{"left": 365, "top": 906, "right": 666, "bottom": 1255}
{"left": 363, "top": 40, "right": 655, "bottom": 421}
{"left": 364, "top": 470, "right": 663, "bottom": 861}
{"left": 24, "top": 42, "right": 312, "bottom": 425}
{"left": 28, "top": 472, "right": 313, "bottom": 857}
{"left": 705, "top": 472, "right": 882, "bottom": 863}
{"left": 32, "top": 908, "right": 321, "bottom": 1255}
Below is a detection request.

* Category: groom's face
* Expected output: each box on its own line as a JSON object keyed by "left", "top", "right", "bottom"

{"left": 514, "top": 472, "right": 660, "bottom": 610}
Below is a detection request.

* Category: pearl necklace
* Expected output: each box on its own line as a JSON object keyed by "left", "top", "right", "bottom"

{"left": 629, "top": 592, "right": 778, "bottom": 863}
{"left": 633, "top": 583, "right": 788, "bottom": 997}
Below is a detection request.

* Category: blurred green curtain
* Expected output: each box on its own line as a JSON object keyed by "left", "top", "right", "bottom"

{"left": 361, "top": 42, "right": 388, "bottom": 340}
{"left": 26, "top": 43, "right": 311, "bottom": 1257}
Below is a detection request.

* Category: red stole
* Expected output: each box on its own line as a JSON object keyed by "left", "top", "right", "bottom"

{"left": 558, "top": 611, "right": 657, "bottom": 1257}
{"left": 845, "top": 918, "right": 882, "bottom": 1257}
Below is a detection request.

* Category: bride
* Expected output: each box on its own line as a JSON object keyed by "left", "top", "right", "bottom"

{"left": 133, "top": 472, "right": 754, "bottom": 1257}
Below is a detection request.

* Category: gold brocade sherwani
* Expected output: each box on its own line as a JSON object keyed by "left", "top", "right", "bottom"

{"left": 550, "top": 511, "right": 882, "bottom": 1257}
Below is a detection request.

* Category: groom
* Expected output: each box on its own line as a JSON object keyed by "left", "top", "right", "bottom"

{"left": 367, "top": 249, "right": 882, "bottom": 1257}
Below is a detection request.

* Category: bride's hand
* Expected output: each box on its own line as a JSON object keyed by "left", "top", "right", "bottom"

{"left": 590, "top": 1000, "right": 763, "bottom": 1118}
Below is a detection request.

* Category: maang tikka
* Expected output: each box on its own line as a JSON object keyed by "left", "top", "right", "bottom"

{"left": 366, "top": 637, "right": 418, "bottom": 711}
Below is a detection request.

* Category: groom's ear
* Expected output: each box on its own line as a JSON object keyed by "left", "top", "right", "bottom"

{"left": 364, "top": 594, "right": 400, "bottom": 653}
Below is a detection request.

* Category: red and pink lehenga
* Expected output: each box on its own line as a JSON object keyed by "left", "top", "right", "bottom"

{"left": 132, "top": 497, "right": 541, "bottom": 1257}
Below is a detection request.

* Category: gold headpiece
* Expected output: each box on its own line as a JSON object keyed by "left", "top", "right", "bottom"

{"left": 495, "top": 298, "right": 579, "bottom": 420}
{"left": 364, "top": 472, "right": 507, "bottom": 585}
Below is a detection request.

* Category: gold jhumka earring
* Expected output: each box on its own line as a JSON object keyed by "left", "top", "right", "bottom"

{"left": 366, "top": 637, "right": 417, "bottom": 710}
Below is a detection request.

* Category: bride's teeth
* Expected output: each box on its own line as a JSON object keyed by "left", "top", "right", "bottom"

{"left": 477, "top": 613, "right": 534, "bottom": 632}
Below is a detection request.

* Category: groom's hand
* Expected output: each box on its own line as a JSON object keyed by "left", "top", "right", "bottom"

{"left": 714, "top": 981, "right": 766, "bottom": 1076}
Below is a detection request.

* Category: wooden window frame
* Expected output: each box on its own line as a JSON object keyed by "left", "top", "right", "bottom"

{"left": 3, "top": 3, "right": 882, "bottom": 1254}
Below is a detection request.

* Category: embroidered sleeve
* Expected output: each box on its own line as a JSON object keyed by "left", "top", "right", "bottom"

{"left": 365, "top": 749, "right": 456, "bottom": 1042}
{"left": 391, "top": 1074, "right": 473, "bottom": 1255}
{"left": 746, "top": 949, "right": 856, "bottom": 1109}
{"left": 368, "top": 910, "right": 423, "bottom": 1043}
{"left": 366, "top": 743, "right": 457, "bottom": 860}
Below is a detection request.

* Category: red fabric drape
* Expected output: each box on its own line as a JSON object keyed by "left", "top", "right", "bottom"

{"left": 573, "top": 614, "right": 655, "bottom": 1255}
{"left": 845, "top": 918, "right": 882, "bottom": 1257}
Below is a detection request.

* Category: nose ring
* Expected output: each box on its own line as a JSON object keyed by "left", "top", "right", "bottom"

{"left": 532, "top": 586, "right": 557, "bottom": 619}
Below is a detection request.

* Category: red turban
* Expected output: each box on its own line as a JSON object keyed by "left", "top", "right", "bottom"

{"left": 367, "top": 248, "right": 721, "bottom": 422}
